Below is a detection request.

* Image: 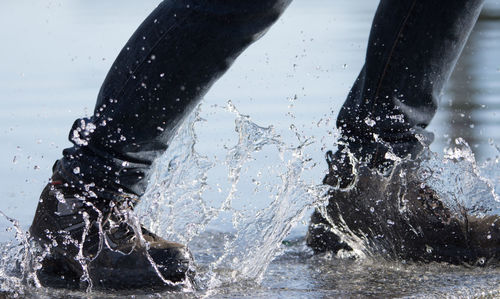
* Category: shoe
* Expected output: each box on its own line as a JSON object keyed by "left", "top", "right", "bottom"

{"left": 30, "top": 173, "right": 195, "bottom": 290}
{"left": 307, "top": 150, "right": 500, "bottom": 265}
{"left": 468, "top": 215, "right": 500, "bottom": 264}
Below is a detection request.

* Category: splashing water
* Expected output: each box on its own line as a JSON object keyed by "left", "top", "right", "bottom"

{"left": 421, "top": 137, "right": 500, "bottom": 217}
{"left": 0, "top": 103, "right": 499, "bottom": 297}
{"left": 0, "top": 210, "right": 41, "bottom": 296}
{"left": 136, "top": 101, "right": 327, "bottom": 289}
{"left": 314, "top": 137, "right": 500, "bottom": 263}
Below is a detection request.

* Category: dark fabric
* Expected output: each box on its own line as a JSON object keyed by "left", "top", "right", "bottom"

{"left": 337, "top": 0, "right": 485, "bottom": 165}
{"left": 56, "top": 0, "right": 484, "bottom": 198}
{"left": 58, "top": 0, "right": 292, "bottom": 197}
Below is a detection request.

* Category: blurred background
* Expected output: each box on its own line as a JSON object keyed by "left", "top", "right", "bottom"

{"left": 0, "top": 0, "right": 499, "bottom": 235}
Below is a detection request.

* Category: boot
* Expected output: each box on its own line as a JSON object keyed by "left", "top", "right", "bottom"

{"left": 30, "top": 173, "right": 195, "bottom": 290}
{"left": 307, "top": 150, "right": 500, "bottom": 265}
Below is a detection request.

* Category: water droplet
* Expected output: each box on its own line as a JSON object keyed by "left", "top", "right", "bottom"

{"left": 384, "top": 151, "right": 401, "bottom": 163}
{"left": 389, "top": 114, "right": 405, "bottom": 123}
{"left": 55, "top": 191, "right": 65, "bottom": 203}
{"left": 364, "top": 117, "right": 376, "bottom": 127}
{"left": 478, "top": 257, "right": 486, "bottom": 265}
{"left": 73, "top": 167, "right": 80, "bottom": 174}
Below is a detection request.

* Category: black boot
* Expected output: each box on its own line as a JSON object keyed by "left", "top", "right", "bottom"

{"left": 307, "top": 150, "right": 500, "bottom": 265}
{"left": 30, "top": 173, "right": 195, "bottom": 290}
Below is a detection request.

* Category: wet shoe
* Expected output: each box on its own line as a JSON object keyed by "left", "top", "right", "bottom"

{"left": 30, "top": 174, "right": 195, "bottom": 290}
{"left": 307, "top": 151, "right": 500, "bottom": 265}
{"left": 468, "top": 215, "right": 500, "bottom": 264}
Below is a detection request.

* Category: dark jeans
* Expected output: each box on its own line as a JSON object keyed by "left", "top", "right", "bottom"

{"left": 55, "top": 0, "right": 485, "bottom": 199}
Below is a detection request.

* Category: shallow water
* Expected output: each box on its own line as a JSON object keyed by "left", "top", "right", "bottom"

{"left": 0, "top": 0, "right": 500, "bottom": 298}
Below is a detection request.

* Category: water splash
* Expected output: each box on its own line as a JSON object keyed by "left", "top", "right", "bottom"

{"left": 0, "top": 210, "right": 40, "bottom": 296}
{"left": 315, "top": 137, "right": 500, "bottom": 263}
{"left": 138, "top": 104, "right": 215, "bottom": 245}
{"left": 137, "top": 101, "right": 326, "bottom": 289}
{"left": 2, "top": 103, "right": 500, "bottom": 296}
{"left": 422, "top": 137, "right": 500, "bottom": 217}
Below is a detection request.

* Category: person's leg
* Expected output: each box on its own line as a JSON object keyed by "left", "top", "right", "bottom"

{"left": 328, "top": 0, "right": 485, "bottom": 183}
{"left": 60, "top": 0, "right": 292, "bottom": 199}
{"left": 31, "top": 0, "right": 292, "bottom": 290}
{"left": 308, "top": 0, "right": 495, "bottom": 263}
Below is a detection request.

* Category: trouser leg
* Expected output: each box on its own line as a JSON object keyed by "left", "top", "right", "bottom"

{"left": 311, "top": 1, "right": 487, "bottom": 255}
{"left": 336, "top": 0, "right": 485, "bottom": 166}
{"left": 56, "top": 0, "right": 292, "bottom": 198}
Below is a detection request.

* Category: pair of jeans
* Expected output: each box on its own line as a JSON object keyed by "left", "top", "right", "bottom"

{"left": 55, "top": 0, "right": 485, "bottom": 199}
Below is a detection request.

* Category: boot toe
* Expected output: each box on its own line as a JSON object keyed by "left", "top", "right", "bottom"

{"left": 151, "top": 245, "right": 194, "bottom": 281}
{"left": 87, "top": 245, "right": 194, "bottom": 290}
